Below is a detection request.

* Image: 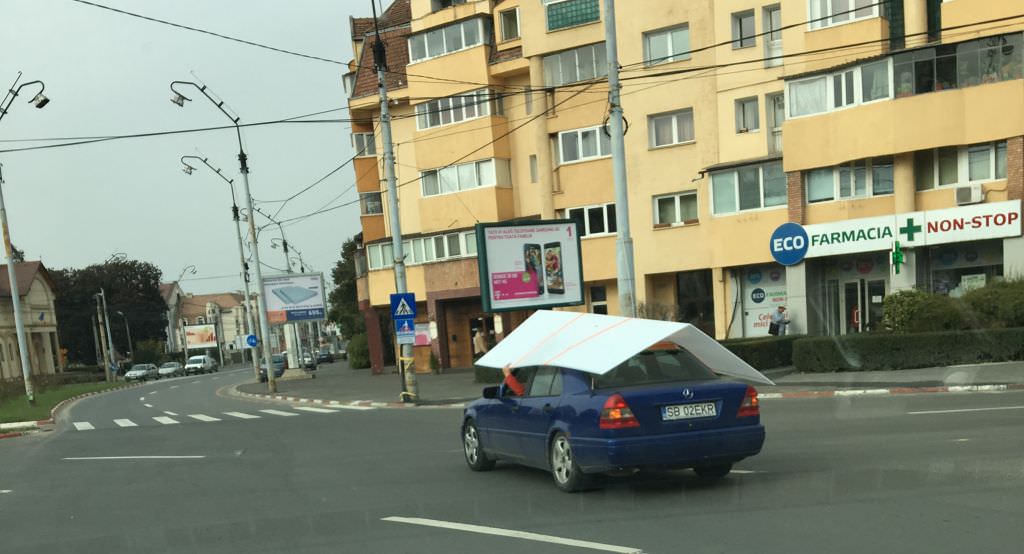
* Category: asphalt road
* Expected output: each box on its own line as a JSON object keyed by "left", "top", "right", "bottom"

{"left": 1, "top": 365, "right": 1023, "bottom": 553}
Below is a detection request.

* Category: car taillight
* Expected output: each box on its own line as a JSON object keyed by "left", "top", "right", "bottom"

{"left": 737, "top": 386, "right": 759, "bottom": 417}
{"left": 599, "top": 393, "right": 640, "bottom": 429}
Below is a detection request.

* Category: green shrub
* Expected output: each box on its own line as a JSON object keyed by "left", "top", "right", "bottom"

{"left": 962, "top": 280, "right": 1024, "bottom": 328}
{"left": 721, "top": 335, "right": 801, "bottom": 370}
{"left": 881, "top": 289, "right": 970, "bottom": 333}
{"left": 429, "top": 350, "right": 440, "bottom": 373}
{"left": 474, "top": 366, "right": 503, "bottom": 384}
{"left": 132, "top": 339, "right": 168, "bottom": 365}
{"left": 793, "top": 327, "right": 1024, "bottom": 372}
{"left": 347, "top": 333, "right": 370, "bottom": 369}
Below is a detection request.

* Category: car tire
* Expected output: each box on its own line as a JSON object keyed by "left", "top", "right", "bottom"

{"left": 549, "top": 432, "right": 594, "bottom": 493}
{"left": 693, "top": 463, "right": 733, "bottom": 479}
{"left": 462, "top": 419, "right": 495, "bottom": 471}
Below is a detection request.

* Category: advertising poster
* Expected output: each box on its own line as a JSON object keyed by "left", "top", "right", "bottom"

{"left": 263, "top": 273, "right": 327, "bottom": 324}
{"left": 741, "top": 266, "right": 787, "bottom": 337}
{"left": 414, "top": 323, "right": 431, "bottom": 347}
{"left": 184, "top": 324, "right": 218, "bottom": 349}
{"left": 476, "top": 220, "right": 584, "bottom": 312}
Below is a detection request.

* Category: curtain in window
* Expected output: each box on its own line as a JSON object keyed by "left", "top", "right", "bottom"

{"left": 789, "top": 77, "right": 827, "bottom": 116}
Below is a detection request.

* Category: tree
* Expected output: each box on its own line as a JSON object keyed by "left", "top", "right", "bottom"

{"left": 52, "top": 258, "right": 168, "bottom": 365}
{"left": 10, "top": 244, "right": 25, "bottom": 263}
{"left": 327, "top": 237, "right": 365, "bottom": 339}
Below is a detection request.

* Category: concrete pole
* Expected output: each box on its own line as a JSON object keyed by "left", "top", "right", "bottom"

{"left": 0, "top": 178, "right": 34, "bottom": 402}
{"left": 230, "top": 206, "right": 258, "bottom": 373}
{"left": 239, "top": 160, "right": 277, "bottom": 392}
{"left": 96, "top": 300, "right": 112, "bottom": 382}
{"left": 604, "top": 0, "right": 637, "bottom": 318}
{"left": 91, "top": 315, "right": 102, "bottom": 366}
{"left": 99, "top": 289, "right": 117, "bottom": 377}
{"left": 372, "top": 4, "right": 418, "bottom": 402}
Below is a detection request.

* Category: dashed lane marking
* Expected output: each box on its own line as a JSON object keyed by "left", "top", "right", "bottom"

{"left": 113, "top": 419, "right": 137, "bottom": 428}
{"left": 72, "top": 422, "right": 94, "bottom": 431}
{"left": 293, "top": 406, "right": 340, "bottom": 414}
{"left": 153, "top": 416, "right": 179, "bottom": 425}
{"left": 259, "top": 409, "right": 299, "bottom": 417}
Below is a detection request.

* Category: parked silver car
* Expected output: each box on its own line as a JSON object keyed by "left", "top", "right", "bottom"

{"left": 125, "top": 363, "right": 159, "bottom": 382}
{"left": 157, "top": 362, "right": 184, "bottom": 378}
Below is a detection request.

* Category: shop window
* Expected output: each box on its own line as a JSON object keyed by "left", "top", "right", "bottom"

{"left": 545, "top": 0, "right": 600, "bottom": 32}
{"left": 543, "top": 42, "right": 608, "bottom": 87}
{"left": 711, "top": 161, "right": 785, "bottom": 214}
{"left": 643, "top": 24, "right": 690, "bottom": 66}
{"left": 590, "top": 286, "right": 608, "bottom": 315}
{"left": 654, "top": 192, "right": 698, "bottom": 226}
{"left": 648, "top": 108, "right": 695, "bottom": 147}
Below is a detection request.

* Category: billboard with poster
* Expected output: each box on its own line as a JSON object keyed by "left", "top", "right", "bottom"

{"left": 475, "top": 220, "right": 584, "bottom": 312}
{"left": 262, "top": 273, "right": 327, "bottom": 324}
{"left": 184, "top": 324, "right": 218, "bottom": 349}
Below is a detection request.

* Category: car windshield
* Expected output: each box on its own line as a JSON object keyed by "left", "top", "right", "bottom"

{"left": 594, "top": 347, "right": 718, "bottom": 389}
{"left": 272, "top": 355, "right": 284, "bottom": 363}
{"left": 160, "top": 363, "right": 177, "bottom": 368}
{"left": 188, "top": 357, "right": 205, "bottom": 363}
{"left": 130, "top": 364, "right": 148, "bottom": 370}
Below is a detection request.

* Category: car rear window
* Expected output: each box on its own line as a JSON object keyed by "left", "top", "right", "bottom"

{"left": 593, "top": 347, "right": 718, "bottom": 389}
{"left": 188, "top": 356, "right": 205, "bottom": 363}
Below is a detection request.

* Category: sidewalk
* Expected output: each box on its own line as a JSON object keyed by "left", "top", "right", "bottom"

{"left": 233, "top": 360, "right": 1024, "bottom": 407}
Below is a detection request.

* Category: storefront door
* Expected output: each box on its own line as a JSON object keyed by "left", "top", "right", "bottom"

{"left": 841, "top": 278, "right": 887, "bottom": 333}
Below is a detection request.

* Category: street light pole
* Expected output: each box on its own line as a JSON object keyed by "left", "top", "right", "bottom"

{"left": 0, "top": 74, "right": 50, "bottom": 404}
{"left": 117, "top": 311, "right": 133, "bottom": 360}
{"left": 98, "top": 288, "right": 117, "bottom": 377}
{"left": 270, "top": 231, "right": 302, "bottom": 370}
{"left": 170, "top": 80, "right": 276, "bottom": 392}
{"left": 175, "top": 265, "right": 196, "bottom": 359}
{"left": 181, "top": 155, "right": 259, "bottom": 376}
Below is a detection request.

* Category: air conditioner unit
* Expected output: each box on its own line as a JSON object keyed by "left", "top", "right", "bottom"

{"left": 955, "top": 183, "right": 983, "bottom": 205}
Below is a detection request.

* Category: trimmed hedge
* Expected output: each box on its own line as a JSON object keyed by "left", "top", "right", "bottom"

{"left": 347, "top": 333, "right": 370, "bottom": 369}
{"left": 793, "top": 327, "right": 1024, "bottom": 372}
{"left": 721, "top": 335, "right": 801, "bottom": 370}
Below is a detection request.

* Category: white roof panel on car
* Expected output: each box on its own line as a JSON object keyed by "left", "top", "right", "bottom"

{"left": 475, "top": 310, "right": 774, "bottom": 385}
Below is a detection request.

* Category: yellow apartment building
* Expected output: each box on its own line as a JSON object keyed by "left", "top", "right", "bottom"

{"left": 345, "top": 0, "right": 1023, "bottom": 371}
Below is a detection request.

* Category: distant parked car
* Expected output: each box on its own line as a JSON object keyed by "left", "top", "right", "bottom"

{"left": 259, "top": 354, "right": 287, "bottom": 382}
{"left": 125, "top": 363, "right": 158, "bottom": 382}
{"left": 157, "top": 362, "right": 183, "bottom": 379}
{"left": 301, "top": 352, "right": 317, "bottom": 370}
{"left": 184, "top": 355, "right": 216, "bottom": 375}
{"left": 316, "top": 348, "right": 334, "bottom": 364}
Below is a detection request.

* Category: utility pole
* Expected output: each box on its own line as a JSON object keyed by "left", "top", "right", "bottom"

{"left": 0, "top": 166, "right": 34, "bottom": 402}
{"left": 91, "top": 315, "right": 102, "bottom": 366}
{"left": 604, "top": 0, "right": 637, "bottom": 318}
{"left": 96, "top": 298, "right": 112, "bottom": 381}
{"left": 275, "top": 231, "right": 303, "bottom": 370}
{"left": 98, "top": 289, "right": 117, "bottom": 377}
{"left": 372, "top": 0, "right": 417, "bottom": 402}
{"left": 117, "top": 311, "right": 133, "bottom": 360}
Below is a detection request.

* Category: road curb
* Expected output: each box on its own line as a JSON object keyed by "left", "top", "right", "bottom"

{"left": 759, "top": 383, "right": 1024, "bottom": 399}
{"left": 0, "top": 382, "right": 144, "bottom": 439}
{"left": 229, "top": 386, "right": 467, "bottom": 410}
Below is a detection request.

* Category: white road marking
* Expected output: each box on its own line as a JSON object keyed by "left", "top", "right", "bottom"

{"left": 113, "top": 419, "right": 137, "bottom": 428}
{"left": 259, "top": 409, "right": 299, "bottom": 417}
{"left": 72, "top": 422, "right": 94, "bottom": 431}
{"left": 163, "top": 411, "right": 178, "bottom": 416}
{"left": 149, "top": 391, "right": 157, "bottom": 395}
{"left": 0, "top": 490, "right": 11, "bottom": 494}
{"left": 731, "top": 470, "right": 759, "bottom": 474}
{"left": 212, "top": 377, "right": 219, "bottom": 381}
{"left": 332, "top": 405, "right": 375, "bottom": 411}
{"left": 63, "top": 456, "right": 204, "bottom": 460}
{"left": 143, "top": 404, "right": 154, "bottom": 408}
{"left": 169, "top": 385, "right": 179, "bottom": 389}
{"left": 153, "top": 416, "right": 179, "bottom": 425}
{"left": 139, "top": 397, "right": 145, "bottom": 401}
{"left": 191, "top": 381, "right": 200, "bottom": 384}
{"left": 293, "top": 406, "right": 339, "bottom": 414}
{"left": 953, "top": 438, "right": 971, "bottom": 442}
{"left": 908, "top": 405, "right": 1024, "bottom": 415}
{"left": 382, "top": 517, "right": 643, "bottom": 554}
{"left": 188, "top": 414, "right": 221, "bottom": 422}
{"left": 223, "top": 412, "right": 260, "bottom": 419}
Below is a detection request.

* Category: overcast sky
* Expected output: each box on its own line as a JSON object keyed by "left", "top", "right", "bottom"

{"left": 0, "top": 0, "right": 371, "bottom": 295}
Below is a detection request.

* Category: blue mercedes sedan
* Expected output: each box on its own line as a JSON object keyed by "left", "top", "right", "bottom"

{"left": 462, "top": 344, "right": 765, "bottom": 492}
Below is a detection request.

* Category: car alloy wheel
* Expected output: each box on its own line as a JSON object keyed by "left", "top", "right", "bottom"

{"left": 551, "top": 435, "right": 573, "bottom": 484}
{"left": 462, "top": 420, "right": 494, "bottom": 471}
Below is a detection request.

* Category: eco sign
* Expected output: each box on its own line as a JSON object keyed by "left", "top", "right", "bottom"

{"left": 769, "top": 222, "right": 809, "bottom": 266}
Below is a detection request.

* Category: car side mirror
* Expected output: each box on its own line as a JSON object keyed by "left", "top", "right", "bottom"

{"left": 482, "top": 386, "right": 499, "bottom": 399}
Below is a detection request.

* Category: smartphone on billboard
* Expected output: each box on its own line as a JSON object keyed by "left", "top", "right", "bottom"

{"left": 523, "top": 243, "right": 544, "bottom": 295}
{"left": 544, "top": 242, "right": 564, "bottom": 294}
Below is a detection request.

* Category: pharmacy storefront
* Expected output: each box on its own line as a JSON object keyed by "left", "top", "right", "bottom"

{"left": 770, "top": 200, "right": 1022, "bottom": 336}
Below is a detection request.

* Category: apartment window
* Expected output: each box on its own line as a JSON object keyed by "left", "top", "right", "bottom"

{"left": 416, "top": 89, "right": 501, "bottom": 130}
{"left": 542, "top": 43, "right": 608, "bottom": 86}
{"left": 860, "top": 59, "right": 890, "bottom": 101}
{"left": 404, "top": 231, "right": 476, "bottom": 265}
{"left": 432, "top": 0, "right": 466, "bottom": 10}
{"left": 353, "top": 133, "right": 376, "bottom": 157}
{"left": 197, "top": 316, "right": 205, "bottom": 325}
{"left": 590, "top": 286, "right": 608, "bottom": 315}
{"left": 421, "top": 159, "right": 509, "bottom": 197}
{"left": 914, "top": 142, "right": 1008, "bottom": 190}
{"left": 732, "top": 10, "right": 755, "bottom": 49}
{"left": 832, "top": 70, "right": 855, "bottom": 108}
{"left": 558, "top": 125, "right": 611, "bottom": 164}
{"left": 711, "top": 161, "right": 786, "bottom": 215}
{"left": 565, "top": 203, "right": 616, "bottom": 237}
{"left": 808, "top": 0, "right": 878, "bottom": 30}
{"left": 735, "top": 97, "right": 759, "bottom": 132}
{"left": 529, "top": 154, "right": 539, "bottom": 183}
{"left": 767, "top": 92, "right": 785, "bottom": 154}
{"left": 500, "top": 8, "right": 520, "bottom": 41}
{"left": 786, "top": 58, "right": 893, "bottom": 117}
{"left": 654, "top": 191, "right": 698, "bottom": 226}
{"left": 359, "top": 192, "right": 383, "bottom": 215}
{"left": 806, "top": 157, "right": 896, "bottom": 202}
{"left": 788, "top": 75, "right": 828, "bottom": 117}
{"left": 643, "top": 24, "right": 690, "bottom": 66}
{"left": 648, "top": 108, "right": 694, "bottom": 147}
{"left": 764, "top": 5, "right": 783, "bottom": 67}
{"left": 545, "top": 0, "right": 600, "bottom": 32}
{"left": 893, "top": 33, "right": 1022, "bottom": 96}
{"left": 408, "top": 19, "right": 486, "bottom": 63}
{"left": 367, "top": 243, "right": 395, "bottom": 270}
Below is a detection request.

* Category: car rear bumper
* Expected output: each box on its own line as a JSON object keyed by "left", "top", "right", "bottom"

{"left": 572, "top": 424, "right": 765, "bottom": 473}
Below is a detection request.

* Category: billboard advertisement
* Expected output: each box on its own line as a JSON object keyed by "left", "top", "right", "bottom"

{"left": 476, "top": 220, "right": 584, "bottom": 312}
{"left": 184, "top": 324, "right": 218, "bottom": 349}
{"left": 263, "top": 273, "right": 327, "bottom": 324}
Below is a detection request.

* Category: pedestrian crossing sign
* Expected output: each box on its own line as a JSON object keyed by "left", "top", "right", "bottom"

{"left": 390, "top": 293, "right": 417, "bottom": 319}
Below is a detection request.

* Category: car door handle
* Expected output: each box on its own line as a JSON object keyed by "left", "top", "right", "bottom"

{"left": 542, "top": 404, "right": 553, "bottom": 413}
{"left": 510, "top": 403, "right": 520, "bottom": 412}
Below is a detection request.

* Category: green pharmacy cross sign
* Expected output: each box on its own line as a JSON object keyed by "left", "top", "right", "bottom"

{"left": 891, "top": 241, "right": 905, "bottom": 274}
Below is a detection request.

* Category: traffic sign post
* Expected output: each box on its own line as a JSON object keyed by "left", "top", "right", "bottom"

{"left": 245, "top": 334, "right": 258, "bottom": 349}
{"left": 390, "top": 293, "right": 416, "bottom": 319}
{"left": 394, "top": 318, "right": 415, "bottom": 345}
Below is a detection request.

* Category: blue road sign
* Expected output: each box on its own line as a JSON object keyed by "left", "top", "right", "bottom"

{"left": 246, "top": 334, "right": 259, "bottom": 348}
{"left": 394, "top": 317, "right": 415, "bottom": 345}
{"left": 390, "top": 293, "right": 417, "bottom": 319}
{"left": 769, "top": 222, "right": 809, "bottom": 266}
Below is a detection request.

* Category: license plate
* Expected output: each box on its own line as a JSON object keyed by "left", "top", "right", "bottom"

{"left": 661, "top": 402, "right": 717, "bottom": 421}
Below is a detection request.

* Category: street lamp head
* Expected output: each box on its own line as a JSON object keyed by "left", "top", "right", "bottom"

{"left": 170, "top": 92, "right": 189, "bottom": 107}
{"left": 31, "top": 93, "right": 49, "bottom": 109}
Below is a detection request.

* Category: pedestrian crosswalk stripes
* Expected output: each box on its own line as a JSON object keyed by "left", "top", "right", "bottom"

{"left": 188, "top": 414, "right": 221, "bottom": 422}
{"left": 153, "top": 416, "right": 179, "bottom": 425}
{"left": 292, "top": 406, "right": 341, "bottom": 414}
{"left": 259, "top": 409, "right": 299, "bottom": 417}
{"left": 113, "top": 419, "right": 137, "bottom": 427}
{"left": 73, "top": 422, "right": 94, "bottom": 431}
{"left": 68, "top": 405, "right": 373, "bottom": 431}
{"left": 223, "top": 411, "right": 261, "bottom": 419}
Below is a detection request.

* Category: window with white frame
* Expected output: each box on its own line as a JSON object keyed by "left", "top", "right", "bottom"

{"left": 558, "top": 126, "right": 612, "bottom": 164}
{"left": 648, "top": 108, "right": 695, "bottom": 148}
{"left": 408, "top": 19, "right": 485, "bottom": 63}
{"left": 420, "top": 159, "right": 510, "bottom": 197}
{"left": 542, "top": 43, "right": 608, "bottom": 87}
{"left": 500, "top": 8, "right": 520, "bottom": 41}
{"left": 366, "top": 242, "right": 394, "bottom": 270}
{"left": 808, "top": 0, "right": 878, "bottom": 30}
{"left": 711, "top": 161, "right": 786, "bottom": 215}
{"left": 545, "top": 0, "right": 600, "bottom": 32}
{"left": 735, "top": 97, "right": 759, "bottom": 132}
{"left": 764, "top": 5, "right": 783, "bottom": 67}
{"left": 529, "top": 154, "right": 539, "bottom": 183}
{"left": 786, "top": 58, "right": 892, "bottom": 117}
{"left": 914, "top": 141, "right": 1008, "bottom": 191}
{"left": 654, "top": 191, "right": 698, "bottom": 226}
{"left": 398, "top": 231, "right": 478, "bottom": 267}
{"left": 359, "top": 192, "right": 384, "bottom": 215}
{"left": 643, "top": 24, "right": 690, "bottom": 66}
{"left": 416, "top": 89, "right": 501, "bottom": 130}
{"left": 805, "top": 156, "right": 894, "bottom": 202}
{"left": 565, "top": 203, "right": 617, "bottom": 237}
{"left": 732, "top": 10, "right": 755, "bottom": 49}
{"left": 353, "top": 132, "right": 376, "bottom": 156}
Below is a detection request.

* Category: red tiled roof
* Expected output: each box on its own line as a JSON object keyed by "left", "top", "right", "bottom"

{"left": 490, "top": 46, "right": 523, "bottom": 64}
{"left": 0, "top": 261, "right": 50, "bottom": 298}
{"left": 179, "top": 292, "right": 246, "bottom": 320}
{"left": 351, "top": 26, "right": 410, "bottom": 99}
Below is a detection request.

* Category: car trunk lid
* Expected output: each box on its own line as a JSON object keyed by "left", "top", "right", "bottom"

{"left": 611, "top": 380, "right": 753, "bottom": 434}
